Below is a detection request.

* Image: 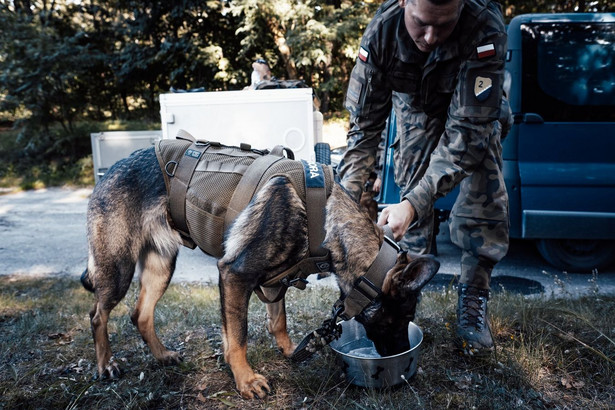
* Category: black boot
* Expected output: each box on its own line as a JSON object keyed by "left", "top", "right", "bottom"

{"left": 456, "top": 284, "right": 493, "bottom": 356}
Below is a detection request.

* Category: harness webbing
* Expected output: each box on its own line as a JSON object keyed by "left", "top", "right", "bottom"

{"left": 224, "top": 149, "right": 287, "bottom": 233}
{"left": 167, "top": 137, "right": 211, "bottom": 241}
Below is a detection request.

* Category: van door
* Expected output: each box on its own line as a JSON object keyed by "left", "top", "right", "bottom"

{"left": 517, "top": 20, "right": 615, "bottom": 240}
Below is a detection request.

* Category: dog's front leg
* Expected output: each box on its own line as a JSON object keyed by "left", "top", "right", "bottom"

{"left": 219, "top": 266, "right": 270, "bottom": 399}
{"left": 262, "top": 291, "right": 295, "bottom": 356}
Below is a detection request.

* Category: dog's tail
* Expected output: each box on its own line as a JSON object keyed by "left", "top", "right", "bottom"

{"left": 81, "top": 268, "right": 95, "bottom": 293}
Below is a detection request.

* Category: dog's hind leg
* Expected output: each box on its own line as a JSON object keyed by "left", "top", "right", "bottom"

{"left": 263, "top": 291, "right": 295, "bottom": 357}
{"left": 88, "top": 257, "right": 136, "bottom": 379}
{"left": 131, "top": 250, "right": 182, "bottom": 365}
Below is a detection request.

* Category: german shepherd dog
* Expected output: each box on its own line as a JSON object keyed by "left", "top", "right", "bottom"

{"left": 82, "top": 145, "right": 439, "bottom": 399}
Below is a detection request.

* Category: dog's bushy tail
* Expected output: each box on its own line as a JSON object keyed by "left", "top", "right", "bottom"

{"left": 81, "top": 268, "right": 94, "bottom": 293}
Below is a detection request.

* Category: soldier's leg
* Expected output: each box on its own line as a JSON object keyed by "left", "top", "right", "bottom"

{"left": 449, "top": 122, "right": 509, "bottom": 288}
{"left": 449, "top": 122, "right": 509, "bottom": 354}
{"left": 390, "top": 92, "right": 443, "bottom": 254}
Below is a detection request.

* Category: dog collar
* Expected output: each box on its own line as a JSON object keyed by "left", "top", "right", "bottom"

{"left": 333, "top": 225, "right": 400, "bottom": 321}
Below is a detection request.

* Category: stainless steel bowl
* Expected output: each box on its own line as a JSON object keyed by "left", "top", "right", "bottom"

{"left": 329, "top": 319, "right": 423, "bottom": 388}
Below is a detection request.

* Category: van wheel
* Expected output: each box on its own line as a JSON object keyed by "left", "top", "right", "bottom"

{"left": 315, "top": 142, "right": 331, "bottom": 165}
{"left": 535, "top": 239, "right": 615, "bottom": 272}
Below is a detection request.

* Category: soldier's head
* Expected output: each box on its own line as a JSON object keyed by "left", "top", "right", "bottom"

{"left": 398, "top": 0, "right": 464, "bottom": 53}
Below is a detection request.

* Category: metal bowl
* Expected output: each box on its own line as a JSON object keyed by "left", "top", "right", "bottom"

{"left": 329, "top": 318, "right": 423, "bottom": 388}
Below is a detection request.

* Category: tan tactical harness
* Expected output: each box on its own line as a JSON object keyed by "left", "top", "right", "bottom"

{"left": 155, "top": 130, "right": 334, "bottom": 302}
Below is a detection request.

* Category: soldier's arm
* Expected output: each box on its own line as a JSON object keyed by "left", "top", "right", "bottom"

{"left": 404, "top": 24, "right": 507, "bottom": 225}
{"left": 337, "top": 54, "right": 392, "bottom": 201}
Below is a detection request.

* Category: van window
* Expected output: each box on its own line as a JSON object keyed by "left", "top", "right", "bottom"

{"left": 521, "top": 22, "right": 615, "bottom": 122}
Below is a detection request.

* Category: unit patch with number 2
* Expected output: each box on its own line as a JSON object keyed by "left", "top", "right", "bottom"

{"left": 474, "top": 76, "right": 492, "bottom": 102}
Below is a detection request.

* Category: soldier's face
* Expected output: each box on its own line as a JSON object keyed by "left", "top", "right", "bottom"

{"left": 400, "top": 0, "right": 463, "bottom": 53}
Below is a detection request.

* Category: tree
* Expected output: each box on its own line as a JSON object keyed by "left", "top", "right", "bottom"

{"left": 0, "top": 1, "right": 110, "bottom": 158}
{"left": 229, "top": 0, "right": 379, "bottom": 112}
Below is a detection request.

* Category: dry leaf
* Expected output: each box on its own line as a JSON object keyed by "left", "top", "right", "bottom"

{"left": 561, "top": 376, "right": 585, "bottom": 390}
{"left": 196, "top": 392, "right": 207, "bottom": 403}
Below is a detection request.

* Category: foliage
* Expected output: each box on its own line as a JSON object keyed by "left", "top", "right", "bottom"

{"left": 229, "top": 0, "right": 379, "bottom": 112}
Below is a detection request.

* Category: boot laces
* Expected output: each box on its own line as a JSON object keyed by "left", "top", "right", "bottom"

{"left": 459, "top": 288, "right": 488, "bottom": 331}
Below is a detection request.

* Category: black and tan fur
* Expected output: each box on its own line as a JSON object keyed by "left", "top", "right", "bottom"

{"left": 82, "top": 145, "right": 439, "bottom": 399}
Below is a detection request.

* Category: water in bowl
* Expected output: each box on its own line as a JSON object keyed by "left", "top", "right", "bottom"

{"left": 339, "top": 336, "right": 381, "bottom": 358}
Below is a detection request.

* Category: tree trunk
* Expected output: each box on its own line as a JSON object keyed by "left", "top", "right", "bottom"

{"left": 266, "top": 20, "right": 297, "bottom": 79}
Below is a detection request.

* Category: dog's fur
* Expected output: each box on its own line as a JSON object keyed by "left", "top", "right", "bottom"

{"left": 82, "top": 145, "right": 439, "bottom": 399}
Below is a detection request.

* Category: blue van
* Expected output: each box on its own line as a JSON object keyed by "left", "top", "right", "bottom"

{"left": 375, "top": 13, "right": 615, "bottom": 271}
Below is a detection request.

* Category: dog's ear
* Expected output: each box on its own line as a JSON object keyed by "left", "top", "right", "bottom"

{"left": 382, "top": 253, "right": 439, "bottom": 299}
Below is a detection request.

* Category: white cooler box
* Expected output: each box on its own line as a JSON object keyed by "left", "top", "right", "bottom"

{"left": 91, "top": 88, "right": 322, "bottom": 182}
{"left": 159, "top": 88, "right": 321, "bottom": 161}
{"left": 90, "top": 130, "right": 162, "bottom": 183}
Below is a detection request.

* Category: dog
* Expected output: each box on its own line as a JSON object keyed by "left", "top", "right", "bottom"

{"left": 359, "top": 172, "right": 380, "bottom": 222}
{"left": 81, "top": 143, "right": 440, "bottom": 399}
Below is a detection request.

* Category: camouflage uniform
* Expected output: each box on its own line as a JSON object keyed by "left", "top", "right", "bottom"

{"left": 337, "top": 0, "right": 511, "bottom": 290}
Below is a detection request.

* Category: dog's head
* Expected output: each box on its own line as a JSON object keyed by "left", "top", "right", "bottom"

{"left": 355, "top": 252, "right": 439, "bottom": 356}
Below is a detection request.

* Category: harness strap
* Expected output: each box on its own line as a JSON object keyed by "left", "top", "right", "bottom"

{"left": 303, "top": 161, "right": 329, "bottom": 259}
{"left": 167, "top": 131, "right": 211, "bottom": 240}
{"left": 254, "top": 253, "right": 332, "bottom": 304}
{"left": 335, "top": 225, "right": 400, "bottom": 320}
{"left": 224, "top": 146, "right": 287, "bottom": 232}
{"left": 254, "top": 161, "right": 333, "bottom": 304}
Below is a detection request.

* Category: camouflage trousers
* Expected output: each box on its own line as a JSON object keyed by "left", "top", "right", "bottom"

{"left": 391, "top": 93, "right": 509, "bottom": 290}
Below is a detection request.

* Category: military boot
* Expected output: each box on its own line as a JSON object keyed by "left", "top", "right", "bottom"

{"left": 456, "top": 284, "right": 493, "bottom": 356}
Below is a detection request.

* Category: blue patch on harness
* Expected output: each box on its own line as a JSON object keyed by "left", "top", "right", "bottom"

{"left": 185, "top": 149, "right": 201, "bottom": 159}
{"left": 301, "top": 160, "right": 325, "bottom": 188}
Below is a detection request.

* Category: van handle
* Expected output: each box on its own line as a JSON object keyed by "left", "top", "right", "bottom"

{"left": 522, "top": 113, "right": 544, "bottom": 124}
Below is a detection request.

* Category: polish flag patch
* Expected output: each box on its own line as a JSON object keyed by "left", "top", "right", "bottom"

{"left": 476, "top": 43, "right": 496, "bottom": 59}
{"left": 359, "top": 46, "right": 369, "bottom": 62}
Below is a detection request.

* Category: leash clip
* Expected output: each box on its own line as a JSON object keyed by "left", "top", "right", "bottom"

{"left": 332, "top": 301, "right": 345, "bottom": 320}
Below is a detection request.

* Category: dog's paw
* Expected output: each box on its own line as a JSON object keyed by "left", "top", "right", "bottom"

{"left": 238, "top": 373, "right": 270, "bottom": 399}
{"left": 96, "top": 361, "right": 122, "bottom": 380}
{"left": 158, "top": 350, "right": 183, "bottom": 366}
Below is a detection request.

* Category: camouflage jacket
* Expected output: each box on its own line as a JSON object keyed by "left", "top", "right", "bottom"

{"left": 338, "top": 0, "right": 508, "bottom": 225}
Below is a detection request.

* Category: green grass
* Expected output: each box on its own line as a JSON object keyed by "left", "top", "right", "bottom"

{"left": 0, "top": 275, "right": 613, "bottom": 409}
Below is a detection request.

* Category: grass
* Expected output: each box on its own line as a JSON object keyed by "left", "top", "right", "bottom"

{"left": 0, "top": 275, "right": 613, "bottom": 409}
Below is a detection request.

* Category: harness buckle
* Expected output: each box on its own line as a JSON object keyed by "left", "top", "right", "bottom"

{"left": 383, "top": 233, "right": 401, "bottom": 253}
{"left": 353, "top": 276, "right": 382, "bottom": 300}
{"left": 281, "top": 277, "right": 309, "bottom": 290}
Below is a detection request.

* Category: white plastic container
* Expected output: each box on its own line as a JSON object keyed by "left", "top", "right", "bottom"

{"left": 159, "top": 88, "right": 317, "bottom": 160}
{"left": 90, "top": 130, "right": 162, "bottom": 183}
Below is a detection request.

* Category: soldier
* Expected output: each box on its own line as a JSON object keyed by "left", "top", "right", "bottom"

{"left": 337, "top": 0, "right": 512, "bottom": 355}
{"left": 245, "top": 58, "right": 273, "bottom": 90}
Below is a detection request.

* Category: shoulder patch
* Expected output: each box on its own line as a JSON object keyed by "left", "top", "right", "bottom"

{"left": 476, "top": 43, "right": 495, "bottom": 59}
{"left": 359, "top": 46, "right": 369, "bottom": 62}
{"left": 474, "top": 76, "right": 493, "bottom": 102}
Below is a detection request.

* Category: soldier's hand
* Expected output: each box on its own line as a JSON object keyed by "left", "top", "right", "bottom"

{"left": 373, "top": 177, "right": 382, "bottom": 193}
{"left": 377, "top": 199, "right": 415, "bottom": 241}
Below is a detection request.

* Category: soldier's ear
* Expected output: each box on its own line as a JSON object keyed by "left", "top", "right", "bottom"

{"left": 399, "top": 0, "right": 407, "bottom": 7}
